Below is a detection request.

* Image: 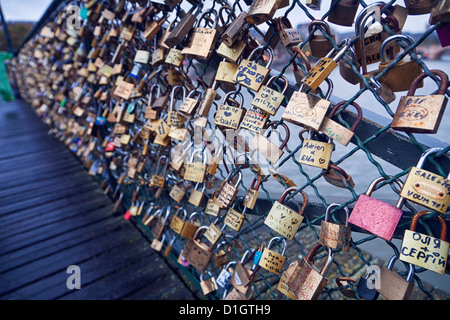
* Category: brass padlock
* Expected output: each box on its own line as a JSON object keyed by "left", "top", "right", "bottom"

{"left": 404, "top": 0, "right": 438, "bottom": 15}
{"left": 277, "top": 261, "right": 298, "bottom": 300}
{"left": 184, "top": 148, "right": 208, "bottom": 183}
{"left": 170, "top": 207, "right": 188, "bottom": 234}
{"left": 230, "top": 250, "right": 259, "bottom": 295}
{"left": 319, "top": 100, "right": 363, "bottom": 146}
{"left": 308, "top": 20, "right": 336, "bottom": 58}
{"left": 377, "top": 255, "right": 415, "bottom": 300}
{"left": 181, "top": 8, "right": 219, "bottom": 61}
{"left": 287, "top": 243, "right": 334, "bottom": 300}
{"left": 164, "top": 5, "right": 202, "bottom": 48}
{"left": 180, "top": 212, "right": 202, "bottom": 239}
{"left": 276, "top": 16, "right": 302, "bottom": 47}
{"left": 224, "top": 201, "right": 246, "bottom": 232}
{"left": 188, "top": 182, "right": 206, "bottom": 207}
{"left": 242, "top": 176, "right": 262, "bottom": 210}
{"left": 169, "top": 180, "right": 187, "bottom": 203}
{"left": 151, "top": 206, "right": 171, "bottom": 240}
{"left": 399, "top": 148, "right": 450, "bottom": 213}
{"left": 251, "top": 75, "right": 288, "bottom": 116}
{"left": 200, "top": 271, "right": 218, "bottom": 296}
{"left": 149, "top": 155, "right": 168, "bottom": 189}
{"left": 377, "top": 34, "right": 423, "bottom": 92}
{"left": 245, "top": 0, "right": 285, "bottom": 25}
{"left": 399, "top": 211, "right": 449, "bottom": 274}
{"left": 301, "top": 39, "right": 352, "bottom": 90}
{"left": 177, "top": 88, "right": 203, "bottom": 119}
{"left": 221, "top": 11, "right": 249, "bottom": 47}
{"left": 234, "top": 46, "right": 273, "bottom": 92}
{"left": 264, "top": 187, "right": 308, "bottom": 240}
{"left": 239, "top": 107, "right": 269, "bottom": 133}
{"left": 283, "top": 78, "right": 333, "bottom": 131}
{"left": 391, "top": 70, "right": 448, "bottom": 134}
{"left": 298, "top": 129, "right": 334, "bottom": 170}
{"left": 319, "top": 203, "right": 352, "bottom": 251}
{"left": 166, "top": 85, "right": 186, "bottom": 127}
{"left": 150, "top": 234, "right": 166, "bottom": 252}
{"left": 322, "top": 164, "right": 355, "bottom": 189}
{"left": 183, "top": 226, "right": 214, "bottom": 273}
{"left": 258, "top": 237, "right": 287, "bottom": 275}
{"left": 213, "top": 91, "right": 246, "bottom": 130}
{"left": 338, "top": 46, "right": 361, "bottom": 85}
{"left": 213, "top": 170, "right": 242, "bottom": 208}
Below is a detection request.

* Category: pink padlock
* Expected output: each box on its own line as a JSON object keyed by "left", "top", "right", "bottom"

{"left": 348, "top": 176, "right": 405, "bottom": 241}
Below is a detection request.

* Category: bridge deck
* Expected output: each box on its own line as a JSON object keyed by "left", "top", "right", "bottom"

{"left": 0, "top": 99, "right": 199, "bottom": 300}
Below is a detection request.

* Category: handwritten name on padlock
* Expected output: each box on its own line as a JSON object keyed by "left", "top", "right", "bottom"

{"left": 299, "top": 140, "right": 333, "bottom": 169}
{"left": 264, "top": 202, "right": 303, "bottom": 240}
{"left": 259, "top": 248, "right": 285, "bottom": 274}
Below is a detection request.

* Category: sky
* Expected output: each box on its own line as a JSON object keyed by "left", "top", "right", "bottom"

{"left": 0, "top": 0, "right": 432, "bottom": 34}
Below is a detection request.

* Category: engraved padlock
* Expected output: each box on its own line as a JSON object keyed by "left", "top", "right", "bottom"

{"left": 183, "top": 226, "right": 214, "bottom": 273}
{"left": 180, "top": 211, "right": 203, "bottom": 239}
{"left": 399, "top": 147, "right": 450, "bottom": 213}
{"left": 399, "top": 210, "right": 449, "bottom": 274}
{"left": 177, "top": 89, "right": 203, "bottom": 120}
{"left": 348, "top": 176, "right": 406, "bottom": 241}
{"left": 251, "top": 75, "right": 288, "bottom": 116}
{"left": 258, "top": 237, "right": 287, "bottom": 275}
{"left": 319, "top": 203, "right": 352, "bottom": 251}
{"left": 200, "top": 270, "right": 218, "bottom": 296}
{"left": 264, "top": 187, "right": 308, "bottom": 240}
{"left": 242, "top": 175, "right": 262, "bottom": 210}
{"left": 184, "top": 148, "right": 208, "bottom": 183}
{"left": 214, "top": 91, "right": 246, "bottom": 130}
{"left": 298, "top": 129, "right": 334, "bottom": 170}
{"left": 170, "top": 207, "right": 187, "bottom": 234}
{"left": 213, "top": 169, "right": 242, "bottom": 208}
{"left": 217, "top": 261, "right": 237, "bottom": 291}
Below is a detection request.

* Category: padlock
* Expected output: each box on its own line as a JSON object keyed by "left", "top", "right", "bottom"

{"left": 283, "top": 78, "right": 333, "bottom": 131}
{"left": 188, "top": 182, "right": 206, "bottom": 207}
{"left": 399, "top": 211, "right": 449, "bottom": 274}
{"left": 391, "top": 69, "right": 449, "bottom": 134}
{"left": 338, "top": 46, "right": 361, "bottom": 85}
{"left": 258, "top": 237, "right": 287, "bottom": 275}
{"left": 215, "top": 58, "right": 239, "bottom": 91}
{"left": 224, "top": 287, "right": 253, "bottom": 300}
{"left": 151, "top": 206, "right": 171, "bottom": 240}
{"left": 264, "top": 187, "right": 308, "bottom": 240}
{"left": 301, "top": 39, "right": 351, "bottom": 90}
{"left": 224, "top": 200, "right": 246, "bottom": 232}
{"left": 327, "top": 0, "right": 359, "bottom": 26}
{"left": 149, "top": 155, "right": 168, "bottom": 189}
{"left": 150, "top": 234, "right": 166, "bottom": 252}
{"left": 308, "top": 20, "right": 336, "bottom": 58}
{"left": 399, "top": 148, "right": 450, "bottom": 213}
{"left": 164, "top": 5, "right": 202, "bottom": 48}
{"left": 212, "top": 169, "right": 242, "bottom": 208}
{"left": 319, "top": 100, "right": 363, "bottom": 146}
{"left": 170, "top": 207, "right": 187, "bottom": 234}
{"left": 242, "top": 176, "right": 262, "bottom": 210}
{"left": 231, "top": 249, "right": 259, "bottom": 295}
{"left": 205, "top": 218, "right": 226, "bottom": 246}
{"left": 251, "top": 75, "right": 288, "bottom": 116}
{"left": 356, "top": 266, "right": 381, "bottom": 300}
{"left": 169, "top": 180, "right": 187, "bottom": 203}
{"left": 177, "top": 89, "right": 203, "bottom": 119}
{"left": 291, "top": 47, "right": 312, "bottom": 83}
{"left": 166, "top": 85, "right": 186, "bottom": 128}
{"left": 245, "top": 0, "right": 285, "bottom": 25}
{"left": 221, "top": 10, "right": 249, "bottom": 47}
{"left": 276, "top": 16, "right": 302, "bottom": 47}
{"left": 298, "top": 129, "right": 334, "bottom": 170}
{"left": 319, "top": 203, "right": 352, "bottom": 251}
{"left": 239, "top": 106, "right": 269, "bottom": 133}
{"left": 180, "top": 211, "right": 203, "bottom": 239}
{"left": 181, "top": 8, "right": 219, "bottom": 61}
{"left": 277, "top": 261, "right": 298, "bottom": 300}
{"left": 429, "top": 0, "right": 450, "bottom": 47}
{"left": 216, "top": 261, "right": 237, "bottom": 291}
{"left": 322, "top": 164, "right": 355, "bottom": 189}
{"left": 214, "top": 240, "right": 233, "bottom": 268}
{"left": 377, "top": 255, "right": 415, "bottom": 300}
{"left": 200, "top": 270, "right": 218, "bottom": 296}
{"left": 184, "top": 148, "right": 208, "bottom": 183}
{"left": 164, "top": 237, "right": 176, "bottom": 257}
{"left": 214, "top": 91, "right": 246, "bottom": 130}
{"left": 377, "top": 34, "right": 423, "bottom": 92}
{"left": 164, "top": 48, "right": 184, "bottom": 67}
{"left": 381, "top": 3, "right": 409, "bottom": 32}
{"left": 249, "top": 121, "right": 290, "bottom": 165}
{"left": 287, "top": 243, "right": 334, "bottom": 300}
{"left": 183, "top": 226, "right": 214, "bottom": 273}
{"left": 335, "top": 277, "right": 358, "bottom": 299}
{"left": 234, "top": 46, "right": 273, "bottom": 92}
{"left": 348, "top": 176, "right": 406, "bottom": 241}
{"left": 404, "top": 0, "right": 438, "bottom": 15}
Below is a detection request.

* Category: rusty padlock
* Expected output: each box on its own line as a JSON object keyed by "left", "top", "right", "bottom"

{"left": 183, "top": 226, "right": 214, "bottom": 273}
{"left": 319, "top": 203, "right": 352, "bottom": 251}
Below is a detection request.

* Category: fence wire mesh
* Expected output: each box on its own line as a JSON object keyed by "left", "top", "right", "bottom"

{"left": 8, "top": 0, "right": 450, "bottom": 300}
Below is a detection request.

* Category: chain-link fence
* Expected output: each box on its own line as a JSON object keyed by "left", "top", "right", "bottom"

{"left": 8, "top": 0, "right": 450, "bottom": 300}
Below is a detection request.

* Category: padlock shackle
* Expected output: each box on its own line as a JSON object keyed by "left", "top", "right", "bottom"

{"left": 306, "top": 243, "right": 334, "bottom": 276}
{"left": 175, "top": 207, "right": 188, "bottom": 220}
{"left": 148, "top": 83, "right": 161, "bottom": 104}
{"left": 292, "top": 47, "right": 311, "bottom": 72}
{"left": 327, "top": 100, "right": 363, "bottom": 132}
{"left": 190, "top": 148, "right": 209, "bottom": 164}
{"left": 225, "top": 169, "right": 243, "bottom": 187}
{"left": 324, "top": 203, "right": 350, "bottom": 226}
{"left": 278, "top": 187, "right": 309, "bottom": 215}
{"left": 308, "top": 19, "right": 332, "bottom": 35}
{"left": 365, "top": 176, "right": 403, "bottom": 197}
{"left": 266, "top": 236, "right": 287, "bottom": 256}
{"left": 169, "top": 85, "right": 187, "bottom": 111}
{"left": 250, "top": 175, "right": 263, "bottom": 191}
{"left": 265, "top": 120, "right": 290, "bottom": 150}
{"left": 380, "top": 34, "right": 415, "bottom": 63}
{"left": 265, "top": 75, "right": 289, "bottom": 94}
{"left": 406, "top": 69, "right": 449, "bottom": 97}
{"left": 409, "top": 211, "right": 447, "bottom": 240}
{"left": 354, "top": 1, "right": 383, "bottom": 38}
{"left": 193, "top": 225, "right": 208, "bottom": 240}
{"left": 247, "top": 45, "right": 274, "bottom": 68}
{"left": 387, "top": 255, "right": 415, "bottom": 282}
{"left": 196, "top": 8, "right": 219, "bottom": 29}
{"left": 222, "top": 90, "right": 244, "bottom": 108}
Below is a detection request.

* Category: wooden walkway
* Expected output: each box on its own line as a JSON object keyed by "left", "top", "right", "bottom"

{"left": 0, "top": 99, "right": 199, "bottom": 300}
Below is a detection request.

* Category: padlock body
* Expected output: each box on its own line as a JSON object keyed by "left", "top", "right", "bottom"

{"left": 224, "top": 207, "right": 245, "bottom": 231}
{"left": 181, "top": 27, "right": 218, "bottom": 60}
{"left": 180, "top": 221, "right": 200, "bottom": 239}
{"left": 234, "top": 59, "right": 271, "bottom": 92}
{"left": 378, "top": 59, "right": 423, "bottom": 92}
{"left": 184, "top": 162, "right": 207, "bottom": 183}
{"left": 287, "top": 258, "right": 327, "bottom": 300}
{"left": 319, "top": 220, "right": 352, "bottom": 251}
{"left": 183, "top": 238, "right": 213, "bottom": 273}
{"left": 298, "top": 139, "right": 333, "bottom": 169}
{"left": 301, "top": 58, "right": 337, "bottom": 90}
{"left": 277, "top": 262, "right": 298, "bottom": 300}
{"left": 243, "top": 188, "right": 259, "bottom": 209}
{"left": 320, "top": 116, "right": 355, "bottom": 146}
{"left": 214, "top": 104, "right": 245, "bottom": 129}
{"left": 258, "top": 247, "right": 286, "bottom": 274}
{"left": 264, "top": 201, "right": 304, "bottom": 240}
{"left": 377, "top": 267, "right": 414, "bottom": 300}
{"left": 400, "top": 230, "right": 449, "bottom": 274}
{"left": 392, "top": 95, "right": 448, "bottom": 134}
{"left": 200, "top": 278, "right": 218, "bottom": 295}
{"left": 404, "top": 0, "right": 438, "bottom": 15}
{"left": 188, "top": 189, "right": 204, "bottom": 206}
{"left": 252, "top": 85, "right": 285, "bottom": 115}
{"left": 169, "top": 185, "right": 186, "bottom": 203}
{"left": 170, "top": 215, "right": 185, "bottom": 234}
{"left": 348, "top": 194, "right": 403, "bottom": 241}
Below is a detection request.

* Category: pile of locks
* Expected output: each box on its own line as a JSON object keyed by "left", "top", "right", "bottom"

{"left": 11, "top": 0, "right": 450, "bottom": 300}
